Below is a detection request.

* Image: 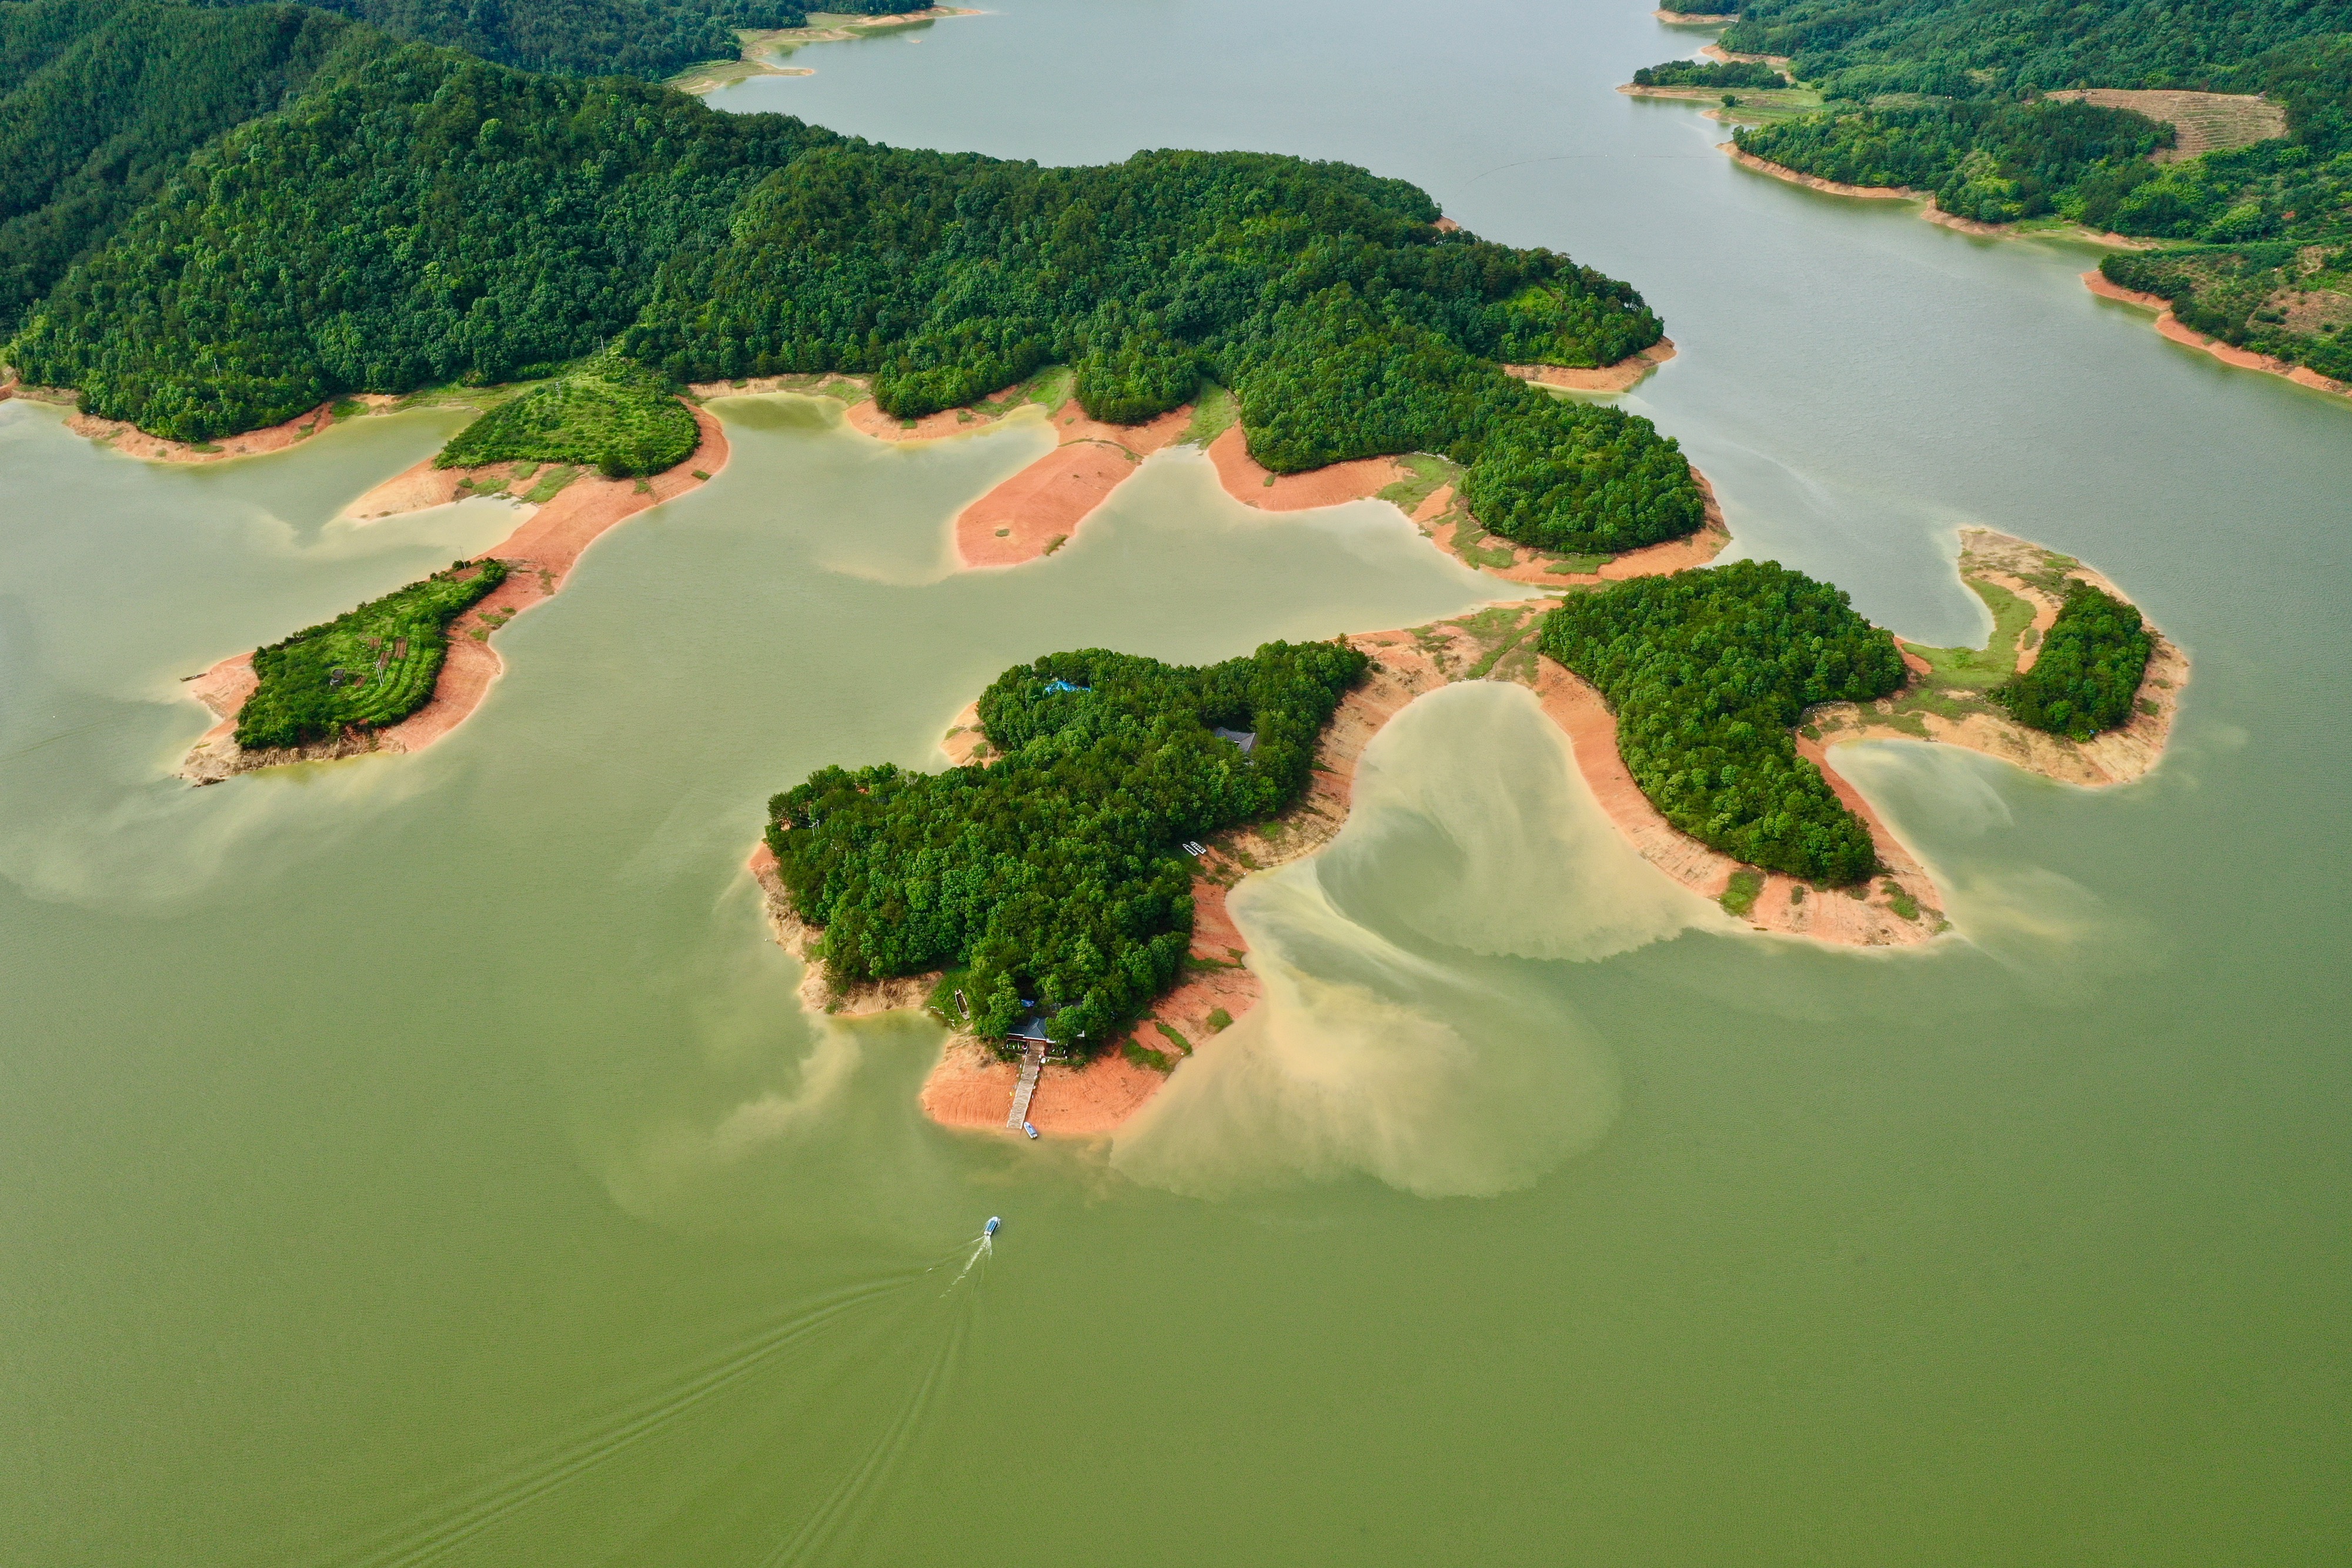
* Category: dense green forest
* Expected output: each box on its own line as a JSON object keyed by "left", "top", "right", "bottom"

{"left": 766, "top": 642, "right": 1368, "bottom": 1049}
{"left": 0, "top": 0, "right": 365, "bottom": 331}
{"left": 8, "top": 44, "right": 823, "bottom": 435}
{"left": 235, "top": 557, "right": 505, "bottom": 748}
{"left": 1737, "top": 99, "right": 2172, "bottom": 222}
{"left": 436, "top": 351, "right": 697, "bottom": 474}
{"left": 1536, "top": 562, "right": 1907, "bottom": 884}
{"left": 1633, "top": 59, "right": 1783, "bottom": 90}
{"left": 6, "top": 28, "right": 1705, "bottom": 555}
{"left": 1993, "top": 583, "right": 2153, "bottom": 740}
{"left": 196, "top": 0, "right": 926, "bottom": 80}
{"left": 1720, "top": 0, "right": 2352, "bottom": 99}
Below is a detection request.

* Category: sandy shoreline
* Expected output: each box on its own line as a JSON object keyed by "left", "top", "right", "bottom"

{"left": 180, "top": 402, "right": 730, "bottom": 782}
{"left": 1506, "top": 337, "right": 1676, "bottom": 393}
{"left": 956, "top": 401, "right": 1198, "bottom": 566}
{"left": 2082, "top": 271, "right": 2351, "bottom": 398}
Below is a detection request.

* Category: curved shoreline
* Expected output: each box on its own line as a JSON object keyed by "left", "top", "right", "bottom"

{"left": 761, "top": 524, "right": 2184, "bottom": 1139}
{"left": 1719, "top": 144, "right": 2154, "bottom": 246}
{"left": 2082, "top": 271, "right": 2352, "bottom": 399}
{"left": 181, "top": 402, "right": 730, "bottom": 782}
{"left": 1505, "top": 337, "right": 1676, "bottom": 393}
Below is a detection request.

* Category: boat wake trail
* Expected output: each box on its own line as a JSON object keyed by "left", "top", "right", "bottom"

{"left": 761, "top": 1264, "right": 979, "bottom": 1568}
{"left": 322, "top": 1272, "right": 921, "bottom": 1568}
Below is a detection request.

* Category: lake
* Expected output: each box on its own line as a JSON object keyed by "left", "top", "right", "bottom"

{"left": 3, "top": 0, "right": 2346, "bottom": 1562}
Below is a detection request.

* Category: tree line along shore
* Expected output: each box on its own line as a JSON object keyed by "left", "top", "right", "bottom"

{"left": 1633, "top": 0, "right": 2352, "bottom": 393}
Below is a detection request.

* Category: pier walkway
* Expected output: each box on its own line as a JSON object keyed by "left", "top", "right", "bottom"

{"left": 1005, "top": 1044, "right": 1044, "bottom": 1131}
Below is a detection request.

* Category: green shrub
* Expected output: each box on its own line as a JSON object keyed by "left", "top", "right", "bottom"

{"left": 1993, "top": 582, "right": 2152, "bottom": 740}
{"left": 436, "top": 353, "right": 696, "bottom": 477}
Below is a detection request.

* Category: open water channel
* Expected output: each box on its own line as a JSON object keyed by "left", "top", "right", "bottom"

{"left": 4, "top": 0, "right": 2347, "bottom": 1562}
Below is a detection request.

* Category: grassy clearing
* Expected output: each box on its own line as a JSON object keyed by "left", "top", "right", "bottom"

{"left": 1180, "top": 380, "right": 1240, "bottom": 447}
{"left": 1902, "top": 577, "right": 2039, "bottom": 691}
{"left": 235, "top": 560, "right": 506, "bottom": 749}
{"left": 1375, "top": 452, "right": 1455, "bottom": 514}
{"left": 1152, "top": 1020, "right": 1195, "bottom": 1056}
{"left": 1720, "top": 868, "right": 1766, "bottom": 917}
{"left": 1883, "top": 881, "right": 1921, "bottom": 921}
{"left": 1124, "top": 1039, "right": 1175, "bottom": 1072}
{"left": 437, "top": 354, "right": 696, "bottom": 477}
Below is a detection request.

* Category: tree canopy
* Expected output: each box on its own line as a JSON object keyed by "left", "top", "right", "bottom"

{"left": 0, "top": 0, "right": 366, "bottom": 332}
{"left": 766, "top": 641, "right": 1368, "bottom": 1049}
{"left": 1537, "top": 561, "right": 1907, "bottom": 884}
{"left": 1993, "top": 582, "right": 2153, "bottom": 740}
{"left": 435, "top": 350, "right": 697, "bottom": 474}
{"left": 1721, "top": 0, "right": 2352, "bottom": 100}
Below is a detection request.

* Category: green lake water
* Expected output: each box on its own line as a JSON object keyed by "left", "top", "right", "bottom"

{"left": 4, "top": 1, "right": 2348, "bottom": 1561}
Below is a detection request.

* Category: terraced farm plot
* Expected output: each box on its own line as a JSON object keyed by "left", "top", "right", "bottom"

{"left": 2045, "top": 89, "right": 2287, "bottom": 160}
{"left": 235, "top": 561, "right": 507, "bottom": 750}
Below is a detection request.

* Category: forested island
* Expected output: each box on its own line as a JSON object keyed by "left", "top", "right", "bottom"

{"left": 1628, "top": 0, "right": 2352, "bottom": 390}
{"left": 765, "top": 642, "right": 1369, "bottom": 1048}
{"left": 760, "top": 523, "right": 2184, "bottom": 1136}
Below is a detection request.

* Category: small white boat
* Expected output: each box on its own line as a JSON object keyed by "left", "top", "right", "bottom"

{"left": 984, "top": 1215, "right": 1001, "bottom": 1237}
{"left": 1023, "top": 1121, "right": 1038, "bottom": 1139}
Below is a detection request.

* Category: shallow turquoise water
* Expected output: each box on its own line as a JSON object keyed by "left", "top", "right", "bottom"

{"left": 2, "top": 2, "right": 2347, "bottom": 1563}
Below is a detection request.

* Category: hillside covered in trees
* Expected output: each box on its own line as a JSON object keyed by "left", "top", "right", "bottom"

{"left": 765, "top": 643, "right": 1368, "bottom": 1049}
{"left": 2100, "top": 242, "right": 2352, "bottom": 383}
{"left": 1536, "top": 562, "right": 1907, "bottom": 885}
{"left": 0, "top": 0, "right": 368, "bottom": 332}
{"left": 203, "top": 0, "right": 928, "bottom": 81}
{"left": 1719, "top": 0, "right": 2352, "bottom": 100}
{"left": 6, "top": 26, "right": 1706, "bottom": 554}
{"left": 1706, "top": 1, "right": 2351, "bottom": 377}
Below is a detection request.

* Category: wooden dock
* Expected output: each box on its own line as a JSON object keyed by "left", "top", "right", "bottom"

{"left": 1005, "top": 1044, "right": 1043, "bottom": 1131}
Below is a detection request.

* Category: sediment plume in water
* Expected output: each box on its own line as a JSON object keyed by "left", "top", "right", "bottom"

{"left": 1113, "top": 683, "right": 1705, "bottom": 1199}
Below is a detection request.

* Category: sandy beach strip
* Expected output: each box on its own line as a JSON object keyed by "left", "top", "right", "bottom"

{"left": 1505, "top": 338, "right": 1677, "bottom": 393}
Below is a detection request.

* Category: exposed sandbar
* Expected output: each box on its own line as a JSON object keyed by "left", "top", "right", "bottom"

{"left": 2082, "top": 270, "right": 2351, "bottom": 398}
{"left": 1204, "top": 422, "right": 1408, "bottom": 510}
{"left": 1505, "top": 337, "right": 1677, "bottom": 393}
{"left": 953, "top": 401, "right": 1197, "bottom": 567}
{"left": 36, "top": 393, "right": 403, "bottom": 464}
{"left": 1808, "top": 527, "right": 2191, "bottom": 785}
{"left": 181, "top": 402, "right": 729, "bottom": 781}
